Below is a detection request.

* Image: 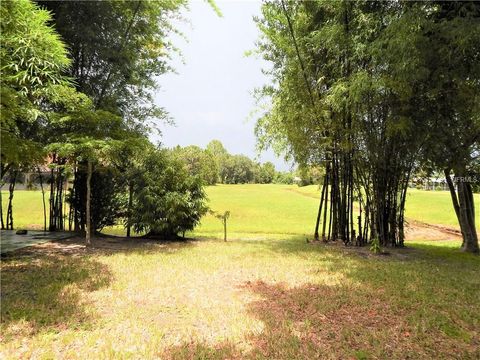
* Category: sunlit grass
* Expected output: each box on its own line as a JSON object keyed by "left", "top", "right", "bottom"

{"left": 4, "top": 185, "right": 478, "bottom": 237}
{"left": 1, "top": 237, "right": 479, "bottom": 359}
{"left": 2, "top": 185, "right": 479, "bottom": 358}
{"left": 1, "top": 190, "right": 51, "bottom": 230}
{"left": 292, "top": 185, "right": 480, "bottom": 229}
{"left": 404, "top": 188, "right": 480, "bottom": 228}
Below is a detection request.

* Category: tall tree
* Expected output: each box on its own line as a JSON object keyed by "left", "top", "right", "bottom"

{"left": 418, "top": 2, "right": 480, "bottom": 252}
{"left": 38, "top": 0, "right": 187, "bottom": 133}
{"left": 37, "top": 0, "right": 188, "bottom": 235}
{"left": 1, "top": 0, "right": 71, "bottom": 229}
{"left": 45, "top": 88, "right": 136, "bottom": 243}
{"left": 172, "top": 145, "right": 218, "bottom": 185}
{"left": 206, "top": 139, "right": 229, "bottom": 183}
{"left": 254, "top": 1, "right": 449, "bottom": 248}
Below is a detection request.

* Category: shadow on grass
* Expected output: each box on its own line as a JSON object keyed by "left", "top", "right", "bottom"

{"left": 2, "top": 234, "right": 478, "bottom": 358}
{"left": 161, "top": 241, "right": 480, "bottom": 360}
{"left": 6, "top": 234, "right": 202, "bottom": 258}
{"left": 252, "top": 235, "right": 478, "bottom": 266}
{"left": 160, "top": 281, "right": 407, "bottom": 359}
{"left": 1, "top": 254, "right": 112, "bottom": 338}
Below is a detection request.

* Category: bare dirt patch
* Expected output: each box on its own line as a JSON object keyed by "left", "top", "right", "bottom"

{"left": 405, "top": 221, "right": 462, "bottom": 242}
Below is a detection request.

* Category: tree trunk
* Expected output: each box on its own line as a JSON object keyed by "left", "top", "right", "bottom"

{"left": 445, "top": 168, "right": 479, "bottom": 253}
{"left": 314, "top": 173, "right": 328, "bottom": 240}
{"left": 86, "top": 160, "right": 92, "bottom": 245}
{"left": 126, "top": 181, "right": 133, "bottom": 237}
{"left": 38, "top": 167, "right": 47, "bottom": 231}
{"left": 457, "top": 179, "right": 478, "bottom": 253}
{"left": 0, "top": 186, "right": 4, "bottom": 230}
{"left": 223, "top": 218, "right": 227, "bottom": 242}
{"left": 49, "top": 161, "right": 55, "bottom": 231}
{"left": 445, "top": 169, "right": 463, "bottom": 238}
{"left": 0, "top": 163, "right": 12, "bottom": 230}
{"left": 6, "top": 171, "right": 17, "bottom": 230}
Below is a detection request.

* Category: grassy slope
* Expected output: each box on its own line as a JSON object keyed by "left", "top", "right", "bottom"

{"left": 3, "top": 185, "right": 478, "bottom": 236}
{"left": 194, "top": 184, "right": 318, "bottom": 238}
{"left": 1, "top": 238, "right": 479, "bottom": 359}
{"left": 292, "top": 185, "right": 480, "bottom": 229}
{"left": 404, "top": 188, "right": 475, "bottom": 227}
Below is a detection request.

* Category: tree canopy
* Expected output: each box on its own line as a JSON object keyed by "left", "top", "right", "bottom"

{"left": 255, "top": 0, "right": 480, "bottom": 252}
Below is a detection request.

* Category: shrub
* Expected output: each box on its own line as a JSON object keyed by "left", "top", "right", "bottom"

{"left": 370, "top": 237, "right": 381, "bottom": 254}
{"left": 129, "top": 149, "right": 208, "bottom": 238}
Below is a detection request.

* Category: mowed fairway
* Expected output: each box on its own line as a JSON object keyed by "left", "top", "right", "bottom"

{"left": 3, "top": 184, "right": 478, "bottom": 238}
{"left": 193, "top": 184, "right": 319, "bottom": 238}
{"left": 403, "top": 188, "right": 478, "bottom": 228}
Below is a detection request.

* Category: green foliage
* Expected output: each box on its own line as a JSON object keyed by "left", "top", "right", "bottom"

{"left": 221, "top": 155, "right": 255, "bottom": 184}
{"left": 5, "top": 185, "right": 478, "bottom": 240}
{"left": 205, "top": 140, "right": 279, "bottom": 184}
{"left": 414, "top": 3, "right": 480, "bottom": 188}
{"left": 0, "top": 0, "right": 70, "bottom": 171}
{"left": 129, "top": 149, "right": 208, "bottom": 238}
{"left": 68, "top": 166, "right": 125, "bottom": 232}
{"left": 1, "top": 0, "right": 217, "bottom": 238}
{"left": 39, "top": 0, "right": 188, "bottom": 132}
{"left": 206, "top": 139, "right": 229, "bottom": 183}
{"left": 370, "top": 237, "right": 381, "bottom": 254}
{"left": 274, "top": 171, "right": 294, "bottom": 185}
{"left": 206, "top": 140, "right": 228, "bottom": 159}
{"left": 209, "top": 209, "right": 230, "bottom": 241}
{"left": 172, "top": 145, "right": 218, "bottom": 185}
{"left": 296, "top": 165, "right": 324, "bottom": 187}
{"left": 0, "top": 0, "right": 70, "bottom": 97}
{"left": 45, "top": 98, "right": 128, "bottom": 165}
{"left": 255, "top": 161, "right": 276, "bottom": 184}
{"left": 254, "top": 0, "right": 479, "bottom": 248}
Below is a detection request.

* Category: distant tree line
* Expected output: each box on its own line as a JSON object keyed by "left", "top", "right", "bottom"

{"left": 172, "top": 140, "right": 293, "bottom": 185}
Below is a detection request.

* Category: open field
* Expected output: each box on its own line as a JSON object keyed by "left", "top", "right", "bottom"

{"left": 1, "top": 235, "right": 479, "bottom": 359}
{"left": 289, "top": 185, "right": 480, "bottom": 231}
{"left": 2, "top": 185, "right": 479, "bottom": 239}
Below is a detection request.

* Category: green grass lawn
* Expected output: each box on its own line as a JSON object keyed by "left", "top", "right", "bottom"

{"left": 1, "top": 190, "right": 50, "bottom": 230}
{"left": 192, "top": 184, "right": 319, "bottom": 239}
{"left": 404, "top": 188, "right": 479, "bottom": 228}
{"left": 3, "top": 184, "right": 478, "bottom": 238}
{"left": 1, "top": 237, "right": 479, "bottom": 359}
{"left": 291, "top": 185, "right": 480, "bottom": 229}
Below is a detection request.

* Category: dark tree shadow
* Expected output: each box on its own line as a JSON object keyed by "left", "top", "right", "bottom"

{"left": 1, "top": 254, "right": 112, "bottom": 338}
{"left": 161, "top": 281, "right": 407, "bottom": 359}
{"left": 2, "top": 234, "right": 201, "bottom": 259}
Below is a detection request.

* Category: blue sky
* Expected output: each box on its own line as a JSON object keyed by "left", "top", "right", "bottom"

{"left": 153, "top": 0, "right": 292, "bottom": 171}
